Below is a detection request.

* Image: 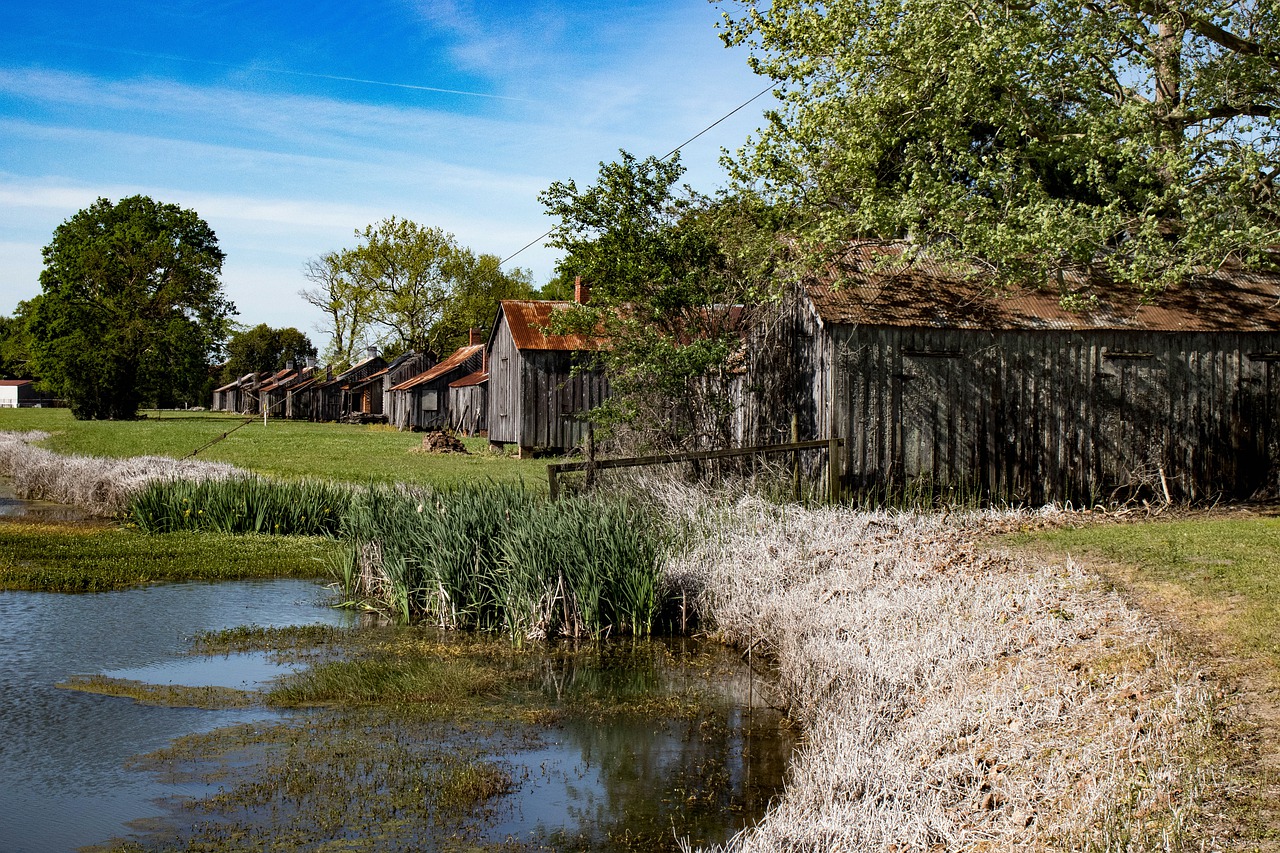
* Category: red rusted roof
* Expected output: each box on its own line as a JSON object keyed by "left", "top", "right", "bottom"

{"left": 497, "top": 300, "right": 607, "bottom": 351}
{"left": 448, "top": 369, "right": 487, "bottom": 389}
{"left": 390, "top": 345, "right": 484, "bottom": 391}
{"left": 805, "top": 242, "right": 1280, "bottom": 332}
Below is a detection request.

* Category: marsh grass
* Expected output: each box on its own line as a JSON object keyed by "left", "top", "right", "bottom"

{"left": 189, "top": 625, "right": 352, "bottom": 659}
{"left": 339, "top": 483, "right": 670, "bottom": 639}
{"left": 0, "top": 522, "right": 338, "bottom": 591}
{"left": 267, "top": 656, "right": 503, "bottom": 707}
{"left": 57, "top": 675, "right": 257, "bottom": 709}
{"left": 129, "top": 476, "right": 353, "bottom": 536}
{"left": 634, "top": 483, "right": 1236, "bottom": 852}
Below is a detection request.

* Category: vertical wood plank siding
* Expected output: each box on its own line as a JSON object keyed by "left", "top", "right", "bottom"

{"left": 487, "top": 321, "right": 523, "bottom": 445}
{"left": 448, "top": 384, "right": 487, "bottom": 435}
{"left": 820, "top": 327, "right": 1280, "bottom": 503}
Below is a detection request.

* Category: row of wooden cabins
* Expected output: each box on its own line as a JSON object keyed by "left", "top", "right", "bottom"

{"left": 213, "top": 245, "right": 1280, "bottom": 503}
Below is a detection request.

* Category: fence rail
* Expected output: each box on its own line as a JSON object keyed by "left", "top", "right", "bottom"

{"left": 546, "top": 436, "right": 844, "bottom": 502}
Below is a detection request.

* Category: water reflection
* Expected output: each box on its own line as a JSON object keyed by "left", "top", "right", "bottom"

{"left": 0, "top": 579, "right": 352, "bottom": 853}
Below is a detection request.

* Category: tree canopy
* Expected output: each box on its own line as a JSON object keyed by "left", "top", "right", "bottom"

{"left": 26, "top": 196, "right": 233, "bottom": 418}
{"left": 717, "top": 0, "right": 1280, "bottom": 291}
{"left": 540, "top": 152, "right": 783, "bottom": 450}
{"left": 303, "top": 218, "right": 532, "bottom": 365}
{"left": 221, "top": 324, "right": 316, "bottom": 383}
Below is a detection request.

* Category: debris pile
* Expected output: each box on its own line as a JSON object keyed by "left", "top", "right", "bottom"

{"left": 413, "top": 431, "right": 467, "bottom": 454}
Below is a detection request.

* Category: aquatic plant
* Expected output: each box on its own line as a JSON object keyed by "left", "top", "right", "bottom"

{"left": 337, "top": 483, "right": 668, "bottom": 639}
{"left": 128, "top": 476, "right": 353, "bottom": 536}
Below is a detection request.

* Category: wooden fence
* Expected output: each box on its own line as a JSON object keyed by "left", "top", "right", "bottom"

{"left": 546, "top": 437, "right": 844, "bottom": 501}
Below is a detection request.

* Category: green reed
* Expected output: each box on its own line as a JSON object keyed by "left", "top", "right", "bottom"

{"left": 128, "top": 476, "right": 353, "bottom": 536}
{"left": 336, "top": 483, "right": 670, "bottom": 639}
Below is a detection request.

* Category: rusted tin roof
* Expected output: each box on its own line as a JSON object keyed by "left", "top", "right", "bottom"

{"left": 390, "top": 345, "right": 484, "bottom": 391}
{"left": 448, "top": 369, "right": 488, "bottom": 389}
{"left": 497, "top": 300, "right": 606, "bottom": 351}
{"left": 804, "top": 242, "right": 1280, "bottom": 332}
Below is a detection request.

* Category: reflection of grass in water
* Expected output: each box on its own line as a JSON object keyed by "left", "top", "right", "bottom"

{"left": 56, "top": 675, "right": 258, "bottom": 709}
{"left": 99, "top": 629, "right": 789, "bottom": 853}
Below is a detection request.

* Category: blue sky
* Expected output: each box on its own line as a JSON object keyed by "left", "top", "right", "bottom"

{"left": 0, "top": 0, "right": 769, "bottom": 341}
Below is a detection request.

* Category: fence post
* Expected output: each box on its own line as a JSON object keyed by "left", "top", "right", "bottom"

{"left": 791, "top": 413, "right": 801, "bottom": 502}
{"left": 828, "top": 436, "right": 841, "bottom": 504}
{"left": 547, "top": 464, "right": 560, "bottom": 501}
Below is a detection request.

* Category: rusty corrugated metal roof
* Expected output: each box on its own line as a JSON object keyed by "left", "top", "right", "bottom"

{"left": 389, "top": 345, "right": 484, "bottom": 391}
{"left": 499, "top": 300, "right": 606, "bottom": 351}
{"left": 448, "top": 369, "right": 487, "bottom": 389}
{"left": 805, "top": 242, "right": 1280, "bottom": 332}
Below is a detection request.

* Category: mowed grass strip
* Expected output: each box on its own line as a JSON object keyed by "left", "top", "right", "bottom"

{"left": 0, "top": 407, "right": 545, "bottom": 488}
{"left": 1022, "top": 515, "right": 1280, "bottom": 666}
{"left": 0, "top": 520, "right": 339, "bottom": 591}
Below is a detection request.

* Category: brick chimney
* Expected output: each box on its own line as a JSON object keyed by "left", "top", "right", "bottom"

{"left": 574, "top": 276, "right": 589, "bottom": 305}
{"left": 469, "top": 327, "right": 483, "bottom": 346}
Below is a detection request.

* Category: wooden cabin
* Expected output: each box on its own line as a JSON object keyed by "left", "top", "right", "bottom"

{"left": 772, "top": 241, "right": 1280, "bottom": 504}
{"left": 486, "top": 299, "right": 608, "bottom": 456}
{"left": 388, "top": 344, "right": 484, "bottom": 431}
{"left": 448, "top": 370, "right": 488, "bottom": 435}
{"left": 210, "top": 372, "right": 261, "bottom": 414}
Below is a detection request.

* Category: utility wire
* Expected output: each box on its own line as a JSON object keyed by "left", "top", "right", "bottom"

{"left": 500, "top": 80, "right": 779, "bottom": 267}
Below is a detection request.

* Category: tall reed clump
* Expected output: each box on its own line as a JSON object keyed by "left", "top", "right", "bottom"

{"left": 337, "top": 483, "right": 669, "bottom": 640}
{"left": 128, "top": 476, "right": 354, "bottom": 536}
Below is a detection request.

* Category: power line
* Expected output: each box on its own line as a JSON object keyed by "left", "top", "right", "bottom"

{"left": 501, "top": 80, "right": 779, "bottom": 267}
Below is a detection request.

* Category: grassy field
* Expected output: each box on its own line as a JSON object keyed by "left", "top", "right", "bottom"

{"left": 0, "top": 520, "right": 340, "bottom": 591}
{"left": 0, "top": 407, "right": 547, "bottom": 488}
{"left": 1020, "top": 513, "right": 1280, "bottom": 667}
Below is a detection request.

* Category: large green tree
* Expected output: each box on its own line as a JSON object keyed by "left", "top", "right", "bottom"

{"left": 718, "top": 0, "right": 1280, "bottom": 291}
{"left": 300, "top": 251, "right": 373, "bottom": 370}
{"left": 27, "top": 196, "right": 234, "bottom": 418}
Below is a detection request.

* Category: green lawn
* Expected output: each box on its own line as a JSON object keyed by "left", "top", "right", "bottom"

{"left": 1019, "top": 515, "right": 1280, "bottom": 666}
{"left": 0, "top": 407, "right": 548, "bottom": 488}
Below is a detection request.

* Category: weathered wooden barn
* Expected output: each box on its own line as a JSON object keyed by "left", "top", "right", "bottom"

{"left": 387, "top": 344, "right": 484, "bottom": 430}
{"left": 448, "top": 369, "right": 488, "bottom": 435}
{"left": 486, "top": 300, "right": 609, "bottom": 456}
{"left": 210, "top": 372, "right": 261, "bottom": 414}
{"left": 774, "top": 242, "right": 1280, "bottom": 504}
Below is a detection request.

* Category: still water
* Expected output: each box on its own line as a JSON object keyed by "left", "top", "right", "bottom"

{"left": 0, "top": 559, "right": 792, "bottom": 850}
{"left": 0, "top": 579, "right": 353, "bottom": 852}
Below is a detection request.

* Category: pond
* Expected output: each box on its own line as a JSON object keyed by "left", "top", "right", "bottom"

{"left": 0, "top": 576, "right": 793, "bottom": 851}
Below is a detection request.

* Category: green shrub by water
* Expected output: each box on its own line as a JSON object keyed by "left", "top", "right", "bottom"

{"left": 337, "top": 483, "right": 670, "bottom": 640}
{"left": 129, "top": 477, "right": 353, "bottom": 536}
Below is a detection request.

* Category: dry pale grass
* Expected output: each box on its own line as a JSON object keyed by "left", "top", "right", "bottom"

{"left": 648, "top": 485, "right": 1230, "bottom": 852}
{"left": 0, "top": 431, "right": 245, "bottom": 517}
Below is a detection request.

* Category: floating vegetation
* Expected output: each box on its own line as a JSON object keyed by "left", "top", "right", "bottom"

{"left": 56, "top": 675, "right": 257, "bottom": 710}
{"left": 0, "top": 522, "right": 339, "bottom": 592}
{"left": 95, "top": 628, "right": 791, "bottom": 853}
{"left": 336, "top": 483, "right": 673, "bottom": 639}
{"left": 129, "top": 476, "right": 353, "bottom": 536}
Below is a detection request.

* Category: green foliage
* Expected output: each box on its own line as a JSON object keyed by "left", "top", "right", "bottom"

{"left": 0, "top": 313, "right": 33, "bottom": 380}
{"left": 306, "top": 219, "right": 532, "bottom": 361}
{"left": 541, "top": 153, "right": 784, "bottom": 451}
{"left": 26, "top": 195, "right": 234, "bottom": 418}
{"left": 718, "top": 0, "right": 1280, "bottom": 291}
{"left": 0, "top": 522, "right": 336, "bottom": 592}
{"left": 336, "top": 483, "right": 670, "bottom": 640}
{"left": 128, "top": 476, "right": 353, "bottom": 536}
{"left": 221, "top": 324, "right": 316, "bottom": 383}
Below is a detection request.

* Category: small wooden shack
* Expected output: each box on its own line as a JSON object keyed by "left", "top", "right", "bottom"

{"left": 778, "top": 241, "right": 1280, "bottom": 503}
{"left": 388, "top": 344, "right": 484, "bottom": 431}
{"left": 486, "top": 300, "right": 609, "bottom": 456}
{"left": 448, "top": 370, "right": 488, "bottom": 435}
{"left": 210, "top": 372, "right": 261, "bottom": 414}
